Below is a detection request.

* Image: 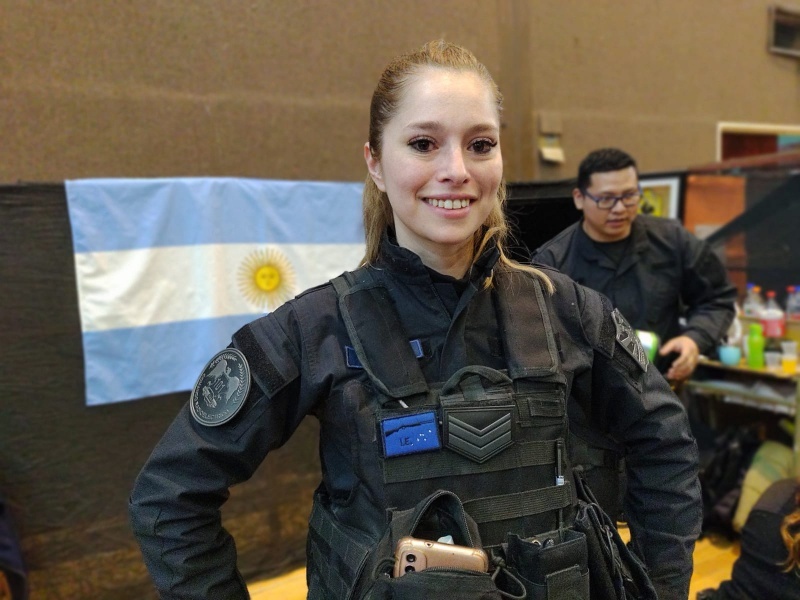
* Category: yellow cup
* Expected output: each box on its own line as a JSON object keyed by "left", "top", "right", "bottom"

{"left": 782, "top": 354, "right": 798, "bottom": 375}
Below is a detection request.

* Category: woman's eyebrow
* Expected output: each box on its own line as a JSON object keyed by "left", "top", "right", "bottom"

{"left": 403, "top": 121, "right": 499, "bottom": 135}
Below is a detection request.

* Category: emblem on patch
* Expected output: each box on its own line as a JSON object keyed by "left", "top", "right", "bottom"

{"left": 191, "top": 348, "right": 251, "bottom": 426}
{"left": 612, "top": 309, "right": 648, "bottom": 372}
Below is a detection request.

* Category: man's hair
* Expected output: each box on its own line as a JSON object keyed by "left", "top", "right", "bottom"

{"left": 576, "top": 148, "right": 638, "bottom": 191}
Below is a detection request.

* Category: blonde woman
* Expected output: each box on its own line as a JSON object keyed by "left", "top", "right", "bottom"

{"left": 130, "top": 41, "right": 700, "bottom": 600}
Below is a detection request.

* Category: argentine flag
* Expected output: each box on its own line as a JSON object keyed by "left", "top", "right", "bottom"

{"left": 66, "top": 178, "right": 365, "bottom": 406}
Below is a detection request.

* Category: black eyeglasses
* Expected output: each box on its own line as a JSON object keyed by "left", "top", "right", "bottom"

{"left": 581, "top": 187, "right": 642, "bottom": 210}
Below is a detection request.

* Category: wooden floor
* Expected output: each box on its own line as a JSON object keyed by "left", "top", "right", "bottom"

{"left": 248, "top": 527, "right": 740, "bottom": 600}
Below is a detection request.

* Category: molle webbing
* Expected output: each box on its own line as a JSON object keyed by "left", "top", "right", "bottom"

{"left": 384, "top": 439, "right": 558, "bottom": 484}
{"left": 332, "top": 271, "right": 428, "bottom": 400}
{"left": 308, "top": 500, "right": 370, "bottom": 600}
{"left": 463, "top": 483, "right": 572, "bottom": 525}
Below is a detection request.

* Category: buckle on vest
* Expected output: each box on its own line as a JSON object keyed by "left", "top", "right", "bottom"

{"left": 442, "top": 405, "right": 513, "bottom": 464}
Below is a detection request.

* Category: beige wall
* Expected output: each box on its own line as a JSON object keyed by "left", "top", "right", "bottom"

{"left": 1, "top": 0, "right": 799, "bottom": 183}
{"left": 525, "top": 0, "right": 800, "bottom": 180}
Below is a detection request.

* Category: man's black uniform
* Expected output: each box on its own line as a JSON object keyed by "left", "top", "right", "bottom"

{"left": 129, "top": 234, "right": 701, "bottom": 599}
{"left": 532, "top": 214, "right": 735, "bottom": 525}
{"left": 532, "top": 215, "right": 737, "bottom": 371}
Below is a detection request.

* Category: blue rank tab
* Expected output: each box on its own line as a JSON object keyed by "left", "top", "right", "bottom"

{"left": 381, "top": 411, "right": 441, "bottom": 458}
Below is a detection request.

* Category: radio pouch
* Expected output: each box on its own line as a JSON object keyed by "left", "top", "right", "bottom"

{"left": 572, "top": 475, "right": 657, "bottom": 600}
{"left": 500, "top": 529, "right": 589, "bottom": 600}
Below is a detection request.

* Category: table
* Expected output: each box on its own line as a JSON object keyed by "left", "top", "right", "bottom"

{"left": 685, "top": 357, "right": 800, "bottom": 476}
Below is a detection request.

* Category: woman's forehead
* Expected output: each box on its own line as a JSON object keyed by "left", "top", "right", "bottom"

{"left": 392, "top": 67, "right": 499, "bottom": 126}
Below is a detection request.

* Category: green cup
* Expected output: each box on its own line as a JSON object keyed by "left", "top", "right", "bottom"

{"left": 635, "top": 330, "right": 661, "bottom": 363}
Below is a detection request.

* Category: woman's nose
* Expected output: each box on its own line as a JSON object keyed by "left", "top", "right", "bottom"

{"left": 437, "top": 147, "right": 469, "bottom": 183}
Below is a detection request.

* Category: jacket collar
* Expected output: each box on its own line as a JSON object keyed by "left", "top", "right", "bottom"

{"left": 375, "top": 229, "right": 500, "bottom": 287}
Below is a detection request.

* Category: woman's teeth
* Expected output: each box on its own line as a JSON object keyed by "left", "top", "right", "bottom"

{"left": 426, "top": 198, "right": 470, "bottom": 209}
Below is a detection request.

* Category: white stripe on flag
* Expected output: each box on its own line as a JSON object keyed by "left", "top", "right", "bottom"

{"left": 75, "top": 243, "right": 365, "bottom": 331}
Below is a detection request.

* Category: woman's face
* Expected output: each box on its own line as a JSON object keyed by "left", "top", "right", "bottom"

{"left": 365, "top": 67, "right": 502, "bottom": 267}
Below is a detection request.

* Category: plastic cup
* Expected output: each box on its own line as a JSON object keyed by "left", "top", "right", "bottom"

{"left": 717, "top": 345, "right": 741, "bottom": 366}
{"left": 782, "top": 354, "right": 798, "bottom": 375}
{"left": 765, "top": 351, "right": 782, "bottom": 370}
{"left": 781, "top": 341, "right": 798, "bottom": 356}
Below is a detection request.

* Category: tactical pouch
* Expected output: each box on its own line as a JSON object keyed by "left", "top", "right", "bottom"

{"left": 497, "top": 529, "right": 589, "bottom": 600}
{"left": 370, "top": 569, "right": 501, "bottom": 600}
{"left": 571, "top": 477, "right": 657, "bottom": 600}
{"left": 360, "top": 489, "right": 503, "bottom": 600}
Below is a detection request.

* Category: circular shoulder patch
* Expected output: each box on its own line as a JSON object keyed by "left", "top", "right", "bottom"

{"left": 190, "top": 348, "right": 251, "bottom": 426}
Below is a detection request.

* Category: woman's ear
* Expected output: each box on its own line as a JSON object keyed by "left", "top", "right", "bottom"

{"left": 364, "top": 143, "right": 386, "bottom": 192}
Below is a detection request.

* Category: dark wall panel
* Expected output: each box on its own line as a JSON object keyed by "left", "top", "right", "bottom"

{"left": 0, "top": 184, "right": 320, "bottom": 599}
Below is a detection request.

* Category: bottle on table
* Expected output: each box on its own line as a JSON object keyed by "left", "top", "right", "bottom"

{"left": 786, "top": 285, "right": 800, "bottom": 322}
{"left": 742, "top": 283, "right": 764, "bottom": 317}
{"left": 746, "top": 323, "right": 765, "bottom": 369}
{"left": 760, "top": 290, "right": 786, "bottom": 339}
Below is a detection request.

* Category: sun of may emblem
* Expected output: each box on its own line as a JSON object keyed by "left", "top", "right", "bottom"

{"left": 237, "top": 247, "right": 298, "bottom": 311}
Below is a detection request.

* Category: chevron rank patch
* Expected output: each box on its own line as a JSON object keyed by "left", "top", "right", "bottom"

{"left": 442, "top": 405, "right": 514, "bottom": 464}
{"left": 612, "top": 308, "right": 648, "bottom": 372}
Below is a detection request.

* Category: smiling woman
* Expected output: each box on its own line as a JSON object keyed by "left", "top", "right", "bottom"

{"left": 129, "top": 40, "right": 701, "bottom": 600}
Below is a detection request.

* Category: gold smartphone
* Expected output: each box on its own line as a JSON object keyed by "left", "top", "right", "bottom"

{"left": 393, "top": 536, "right": 489, "bottom": 577}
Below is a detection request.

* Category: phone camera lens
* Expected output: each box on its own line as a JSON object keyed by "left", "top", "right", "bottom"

{"left": 406, "top": 553, "right": 416, "bottom": 563}
{"left": 404, "top": 565, "right": 415, "bottom": 573}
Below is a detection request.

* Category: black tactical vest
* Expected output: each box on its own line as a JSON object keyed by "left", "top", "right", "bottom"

{"left": 306, "top": 267, "right": 579, "bottom": 599}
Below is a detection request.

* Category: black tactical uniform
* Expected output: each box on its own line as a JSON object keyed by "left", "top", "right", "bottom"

{"left": 531, "top": 214, "right": 737, "bottom": 370}
{"left": 129, "top": 233, "right": 701, "bottom": 600}
{"left": 532, "top": 214, "right": 735, "bottom": 530}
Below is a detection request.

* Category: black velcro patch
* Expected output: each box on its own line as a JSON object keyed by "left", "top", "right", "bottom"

{"left": 234, "top": 320, "right": 299, "bottom": 398}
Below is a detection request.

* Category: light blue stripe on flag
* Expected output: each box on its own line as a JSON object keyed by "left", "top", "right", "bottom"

{"left": 66, "top": 177, "right": 365, "bottom": 252}
{"left": 65, "top": 177, "right": 365, "bottom": 406}
{"left": 83, "top": 315, "right": 255, "bottom": 406}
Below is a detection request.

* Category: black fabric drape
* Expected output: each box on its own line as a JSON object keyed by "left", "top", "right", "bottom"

{"left": 0, "top": 184, "right": 317, "bottom": 599}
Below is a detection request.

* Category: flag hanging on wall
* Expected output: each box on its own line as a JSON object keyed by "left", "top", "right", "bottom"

{"left": 65, "top": 178, "right": 365, "bottom": 406}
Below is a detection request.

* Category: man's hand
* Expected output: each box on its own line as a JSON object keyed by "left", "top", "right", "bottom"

{"left": 659, "top": 335, "right": 700, "bottom": 381}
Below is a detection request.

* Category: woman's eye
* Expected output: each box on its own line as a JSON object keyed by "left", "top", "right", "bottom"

{"left": 408, "top": 138, "right": 434, "bottom": 152}
{"left": 471, "top": 139, "right": 497, "bottom": 154}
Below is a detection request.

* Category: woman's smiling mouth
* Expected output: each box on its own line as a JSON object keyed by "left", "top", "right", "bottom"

{"left": 425, "top": 198, "right": 471, "bottom": 209}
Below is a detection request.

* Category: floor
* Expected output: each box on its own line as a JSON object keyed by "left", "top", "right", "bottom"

{"left": 247, "top": 528, "right": 740, "bottom": 600}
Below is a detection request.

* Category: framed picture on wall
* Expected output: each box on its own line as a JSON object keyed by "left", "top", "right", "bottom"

{"left": 638, "top": 175, "right": 682, "bottom": 220}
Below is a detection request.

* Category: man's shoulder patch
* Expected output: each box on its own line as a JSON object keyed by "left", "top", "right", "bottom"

{"left": 190, "top": 348, "right": 251, "bottom": 426}
{"left": 611, "top": 309, "right": 648, "bottom": 372}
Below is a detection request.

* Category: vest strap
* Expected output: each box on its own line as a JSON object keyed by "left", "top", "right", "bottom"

{"left": 495, "top": 276, "right": 560, "bottom": 378}
{"left": 384, "top": 439, "right": 558, "bottom": 484}
{"left": 332, "top": 270, "right": 428, "bottom": 399}
{"left": 463, "top": 482, "right": 572, "bottom": 524}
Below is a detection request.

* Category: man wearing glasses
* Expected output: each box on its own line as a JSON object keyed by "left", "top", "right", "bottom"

{"left": 532, "top": 147, "right": 735, "bottom": 517}
{"left": 533, "top": 147, "right": 735, "bottom": 381}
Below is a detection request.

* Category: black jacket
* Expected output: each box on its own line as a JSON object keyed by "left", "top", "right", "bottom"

{"left": 532, "top": 215, "right": 737, "bottom": 365}
{"left": 129, "top": 234, "right": 701, "bottom": 599}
